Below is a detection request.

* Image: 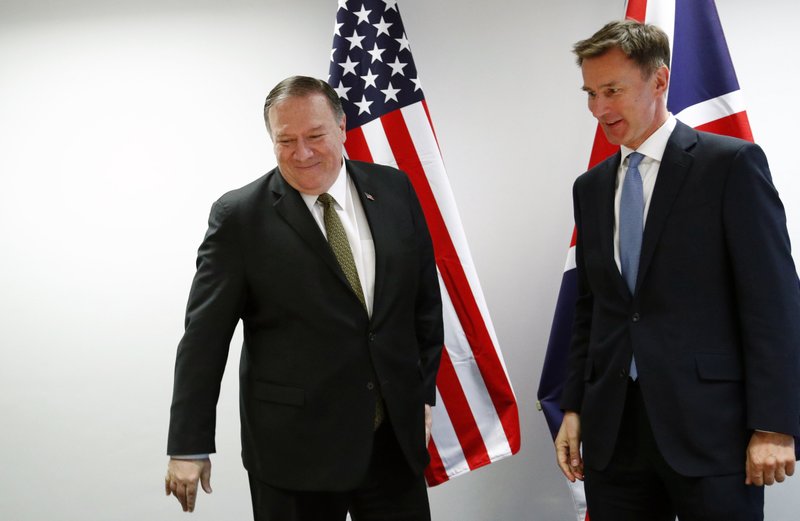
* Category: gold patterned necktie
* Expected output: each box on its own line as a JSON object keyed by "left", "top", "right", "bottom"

{"left": 317, "top": 192, "right": 384, "bottom": 428}
{"left": 317, "top": 193, "right": 366, "bottom": 309}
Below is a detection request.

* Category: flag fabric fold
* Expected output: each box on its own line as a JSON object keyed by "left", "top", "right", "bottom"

{"left": 537, "top": 1, "right": 759, "bottom": 519}
{"left": 328, "top": 0, "right": 520, "bottom": 486}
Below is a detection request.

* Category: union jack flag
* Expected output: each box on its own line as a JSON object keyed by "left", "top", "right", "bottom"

{"left": 328, "top": 0, "right": 521, "bottom": 486}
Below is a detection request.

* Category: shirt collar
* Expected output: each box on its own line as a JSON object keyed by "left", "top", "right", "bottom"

{"left": 620, "top": 114, "right": 677, "bottom": 163}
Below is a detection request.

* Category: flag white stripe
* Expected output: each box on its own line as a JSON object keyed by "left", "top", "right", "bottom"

{"left": 644, "top": 0, "right": 676, "bottom": 57}
{"left": 439, "top": 273, "right": 513, "bottom": 458}
{"left": 400, "top": 103, "right": 467, "bottom": 252}
{"left": 642, "top": 1, "right": 676, "bottom": 107}
{"left": 674, "top": 90, "right": 747, "bottom": 128}
{"left": 439, "top": 274, "right": 475, "bottom": 363}
{"left": 567, "top": 478, "right": 589, "bottom": 521}
{"left": 359, "top": 117, "right": 398, "bottom": 167}
{"left": 451, "top": 356, "right": 514, "bottom": 461}
{"left": 644, "top": 5, "right": 747, "bottom": 130}
{"left": 429, "top": 387, "right": 470, "bottom": 478}
{"left": 564, "top": 245, "right": 577, "bottom": 273}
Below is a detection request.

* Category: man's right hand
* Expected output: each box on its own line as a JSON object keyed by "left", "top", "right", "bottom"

{"left": 165, "top": 457, "right": 213, "bottom": 512}
{"left": 555, "top": 411, "right": 584, "bottom": 482}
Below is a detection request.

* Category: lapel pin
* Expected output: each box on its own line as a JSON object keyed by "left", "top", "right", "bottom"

{"left": 365, "top": 192, "right": 375, "bottom": 201}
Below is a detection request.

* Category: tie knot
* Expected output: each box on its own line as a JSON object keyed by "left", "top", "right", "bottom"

{"left": 627, "top": 152, "right": 645, "bottom": 170}
{"left": 317, "top": 193, "right": 336, "bottom": 208}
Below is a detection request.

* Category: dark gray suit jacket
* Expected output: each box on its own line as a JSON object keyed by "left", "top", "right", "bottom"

{"left": 168, "top": 159, "right": 443, "bottom": 490}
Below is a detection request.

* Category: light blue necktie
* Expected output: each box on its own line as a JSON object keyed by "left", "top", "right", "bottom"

{"left": 620, "top": 152, "right": 644, "bottom": 380}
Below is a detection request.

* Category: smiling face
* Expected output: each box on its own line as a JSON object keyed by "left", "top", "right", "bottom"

{"left": 581, "top": 47, "right": 669, "bottom": 150}
{"left": 267, "top": 93, "right": 346, "bottom": 195}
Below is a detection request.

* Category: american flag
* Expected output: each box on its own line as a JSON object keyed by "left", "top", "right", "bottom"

{"left": 537, "top": 1, "right": 757, "bottom": 519}
{"left": 328, "top": 0, "right": 521, "bottom": 486}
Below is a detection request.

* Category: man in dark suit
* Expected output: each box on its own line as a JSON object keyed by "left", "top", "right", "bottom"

{"left": 164, "top": 76, "right": 443, "bottom": 521}
{"left": 555, "top": 21, "right": 800, "bottom": 520}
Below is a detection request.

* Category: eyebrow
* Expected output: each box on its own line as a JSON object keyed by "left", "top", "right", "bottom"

{"left": 581, "top": 81, "right": 619, "bottom": 92}
{"left": 275, "top": 125, "right": 326, "bottom": 139}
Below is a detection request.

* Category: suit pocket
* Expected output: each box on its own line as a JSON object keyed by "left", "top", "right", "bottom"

{"left": 695, "top": 353, "right": 743, "bottom": 382}
{"left": 252, "top": 381, "right": 305, "bottom": 407}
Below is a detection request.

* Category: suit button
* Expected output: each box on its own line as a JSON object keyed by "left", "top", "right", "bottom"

{"left": 631, "top": 313, "right": 640, "bottom": 322}
{"left": 366, "top": 382, "right": 375, "bottom": 390}
{"left": 368, "top": 332, "right": 376, "bottom": 342}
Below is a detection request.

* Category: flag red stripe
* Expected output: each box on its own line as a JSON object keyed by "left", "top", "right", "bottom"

{"left": 694, "top": 111, "right": 754, "bottom": 142}
{"left": 379, "top": 109, "right": 521, "bottom": 452}
{"left": 424, "top": 436, "right": 450, "bottom": 486}
{"left": 626, "top": 0, "right": 648, "bottom": 22}
{"left": 344, "top": 126, "right": 374, "bottom": 163}
{"left": 421, "top": 100, "right": 441, "bottom": 150}
{"left": 434, "top": 347, "right": 492, "bottom": 470}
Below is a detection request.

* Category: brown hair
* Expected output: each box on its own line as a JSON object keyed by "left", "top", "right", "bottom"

{"left": 573, "top": 20, "right": 670, "bottom": 77}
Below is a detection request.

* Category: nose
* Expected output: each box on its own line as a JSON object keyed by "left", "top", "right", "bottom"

{"left": 589, "top": 96, "right": 608, "bottom": 120}
{"left": 293, "top": 139, "right": 313, "bottom": 161}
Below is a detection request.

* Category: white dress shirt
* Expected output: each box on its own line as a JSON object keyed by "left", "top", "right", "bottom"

{"left": 300, "top": 160, "right": 376, "bottom": 318}
{"left": 613, "top": 115, "right": 677, "bottom": 272}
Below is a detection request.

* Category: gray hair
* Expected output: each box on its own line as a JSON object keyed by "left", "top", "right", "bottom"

{"left": 263, "top": 76, "right": 345, "bottom": 134}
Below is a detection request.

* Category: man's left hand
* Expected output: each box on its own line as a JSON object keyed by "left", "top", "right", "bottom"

{"left": 424, "top": 404, "right": 432, "bottom": 446}
{"left": 745, "top": 431, "right": 796, "bottom": 486}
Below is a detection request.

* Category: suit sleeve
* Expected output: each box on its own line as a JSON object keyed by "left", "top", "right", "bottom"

{"left": 560, "top": 180, "right": 593, "bottom": 413}
{"left": 723, "top": 143, "right": 800, "bottom": 437}
{"left": 167, "top": 198, "right": 246, "bottom": 455}
{"left": 406, "top": 175, "right": 444, "bottom": 405}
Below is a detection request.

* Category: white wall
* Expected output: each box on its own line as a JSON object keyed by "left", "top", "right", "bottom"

{"left": 1, "top": 1, "right": 798, "bottom": 519}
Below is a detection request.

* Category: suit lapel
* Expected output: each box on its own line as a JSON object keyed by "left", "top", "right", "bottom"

{"left": 596, "top": 152, "right": 631, "bottom": 298}
{"left": 636, "top": 122, "right": 696, "bottom": 291}
{"left": 269, "top": 169, "right": 353, "bottom": 290}
{"left": 346, "top": 160, "right": 386, "bottom": 315}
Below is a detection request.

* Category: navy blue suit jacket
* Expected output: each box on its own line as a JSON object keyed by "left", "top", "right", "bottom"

{"left": 561, "top": 121, "right": 800, "bottom": 476}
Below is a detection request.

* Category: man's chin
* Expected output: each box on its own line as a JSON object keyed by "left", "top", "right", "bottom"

{"left": 600, "top": 125, "right": 625, "bottom": 146}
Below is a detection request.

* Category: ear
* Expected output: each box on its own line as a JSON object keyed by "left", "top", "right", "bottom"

{"left": 654, "top": 65, "right": 669, "bottom": 95}
{"left": 340, "top": 115, "right": 347, "bottom": 143}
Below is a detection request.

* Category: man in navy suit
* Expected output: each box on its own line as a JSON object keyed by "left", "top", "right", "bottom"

{"left": 163, "top": 76, "right": 443, "bottom": 521}
{"left": 555, "top": 20, "right": 800, "bottom": 520}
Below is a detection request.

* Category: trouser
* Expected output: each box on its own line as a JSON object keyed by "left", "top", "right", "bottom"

{"left": 584, "top": 381, "right": 764, "bottom": 521}
{"left": 249, "top": 421, "right": 430, "bottom": 521}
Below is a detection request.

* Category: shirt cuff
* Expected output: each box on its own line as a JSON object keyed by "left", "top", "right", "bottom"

{"left": 169, "top": 454, "right": 209, "bottom": 460}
